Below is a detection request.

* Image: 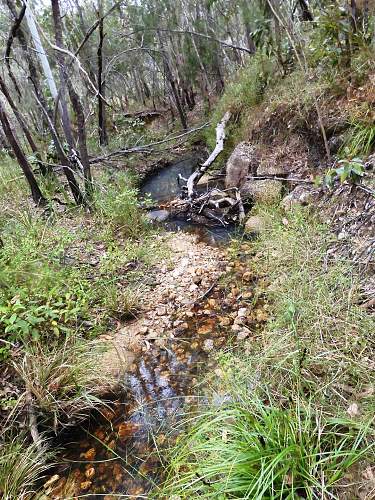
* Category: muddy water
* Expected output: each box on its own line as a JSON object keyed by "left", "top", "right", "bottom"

{"left": 51, "top": 287, "right": 231, "bottom": 498}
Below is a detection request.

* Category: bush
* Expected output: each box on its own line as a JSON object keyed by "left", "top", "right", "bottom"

{"left": 94, "top": 172, "right": 148, "bottom": 237}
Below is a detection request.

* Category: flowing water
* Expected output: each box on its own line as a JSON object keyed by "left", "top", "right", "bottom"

{"left": 51, "top": 287, "right": 231, "bottom": 498}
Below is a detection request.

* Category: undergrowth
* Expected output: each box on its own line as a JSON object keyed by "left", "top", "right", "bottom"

{"left": 158, "top": 206, "right": 375, "bottom": 499}
{"left": 0, "top": 160, "right": 163, "bottom": 496}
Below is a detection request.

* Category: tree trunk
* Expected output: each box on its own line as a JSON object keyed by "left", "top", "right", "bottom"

{"left": 0, "top": 74, "right": 48, "bottom": 175}
{"left": 97, "top": 2, "right": 108, "bottom": 146}
{"left": 67, "top": 80, "right": 93, "bottom": 200}
{"left": 157, "top": 32, "right": 187, "bottom": 130}
{"left": 0, "top": 102, "right": 45, "bottom": 206}
{"left": 50, "top": 0, "right": 75, "bottom": 149}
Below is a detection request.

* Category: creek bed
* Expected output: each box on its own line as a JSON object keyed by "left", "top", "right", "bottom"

{"left": 43, "top": 160, "right": 242, "bottom": 498}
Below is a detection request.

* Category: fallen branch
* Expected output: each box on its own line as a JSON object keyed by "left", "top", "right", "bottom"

{"left": 90, "top": 121, "right": 210, "bottom": 163}
{"left": 186, "top": 112, "right": 231, "bottom": 198}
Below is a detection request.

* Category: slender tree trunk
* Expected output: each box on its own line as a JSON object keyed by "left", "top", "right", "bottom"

{"left": 0, "top": 74, "right": 48, "bottom": 175}
{"left": 25, "top": 0, "right": 84, "bottom": 204}
{"left": 97, "top": 2, "right": 108, "bottom": 146}
{"left": 0, "top": 102, "right": 45, "bottom": 206}
{"left": 67, "top": 81, "right": 93, "bottom": 200}
{"left": 50, "top": 0, "right": 75, "bottom": 149}
{"left": 157, "top": 32, "right": 187, "bottom": 130}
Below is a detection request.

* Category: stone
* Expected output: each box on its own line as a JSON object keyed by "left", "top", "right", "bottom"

{"left": 146, "top": 209, "right": 170, "bottom": 222}
{"left": 237, "top": 307, "right": 248, "bottom": 317}
{"left": 203, "top": 339, "right": 215, "bottom": 352}
{"left": 241, "top": 179, "right": 282, "bottom": 204}
{"left": 281, "top": 185, "right": 314, "bottom": 211}
{"left": 225, "top": 142, "right": 258, "bottom": 189}
{"left": 237, "top": 328, "right": 251, "bottom": 341}
{"left": 244, "top": 216, "right": 266, "bottom": 235}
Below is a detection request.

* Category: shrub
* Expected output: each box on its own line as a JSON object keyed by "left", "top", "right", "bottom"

{"left": 94, "top": 172, "right": 148, "bottom": 237}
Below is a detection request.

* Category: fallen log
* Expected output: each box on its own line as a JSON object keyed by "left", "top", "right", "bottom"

{"left": 186, "top": 112, "right": 231, "bottom": 198}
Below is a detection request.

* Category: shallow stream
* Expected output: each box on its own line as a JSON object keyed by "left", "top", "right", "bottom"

{"left": 140, "top": 158, "right": 236, "bottom": 246}
{"left": 45, "top": 160, "right": 238, "bottom": 498}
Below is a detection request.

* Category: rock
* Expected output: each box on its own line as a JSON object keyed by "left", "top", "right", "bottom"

{"left": 241, "top": 180, "right": 282, "bottom": 204}
{"left": 156, "top": 307, "right": 166, "bottom": 317}
{"left": 281, "top": 185, "right": 314, "bottom": 211}
{"left": 237, "top": 307, "right": 248, "bottom": 317}
{"left": 225, "top": 142, "right": 258, "bottom": 189}
{"left": 244, "top": 216, "right": 266, "bottom": 235}
{"left": 237, "top": 328, "right": 250, "bottom": 341}
{"left": 257, "top": 162, "right": 289, "bottom": 176}
{"left": 203, "top": 339, "right": 214, "bottom": 352}
{"left": 146, "top": 209, "right": 170, "bottom": 222}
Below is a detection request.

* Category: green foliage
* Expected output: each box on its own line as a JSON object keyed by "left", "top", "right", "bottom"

{"left": 160, "top": 398, "right": 372, "bottom": 499}
{"left": 324, "top": 157, "right": 365, "bottom": 188}
{"left": 94, "top": 172, "right": 148, "bottom": 237}
{"left": 341, "top": 121, "right": 375, "bottom": 158}
{"left": 0, "top": 437, "right": 54, "bottom": 500}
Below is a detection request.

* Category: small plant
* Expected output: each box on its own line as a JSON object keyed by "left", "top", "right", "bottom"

{"left": 341, "top": 121, "right": 375, "bottom": 158}
{"left": 324, "top": 157, "right": 365, "bottom": 188}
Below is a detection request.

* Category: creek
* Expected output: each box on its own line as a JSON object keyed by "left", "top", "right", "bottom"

{"left": 44, "top": 160, "right": 239, "bottom": 498}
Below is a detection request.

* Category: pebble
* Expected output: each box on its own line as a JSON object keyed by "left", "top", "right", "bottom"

{"left": 237, "top": 307, "right": 248, "bottom": 317}
{"left": 237, "top": 328, "right": 251, "bottom": 341}
{"left": 203, "top": 339, "right": 214, "bottom": 352}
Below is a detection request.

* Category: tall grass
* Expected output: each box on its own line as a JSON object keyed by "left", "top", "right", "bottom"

{"left": 160, "top": 398, "right": 372, "bottom": 499}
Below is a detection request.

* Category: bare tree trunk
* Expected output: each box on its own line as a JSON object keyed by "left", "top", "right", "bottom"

{"left": 50, "top": 0, "right": 75, "bottom": 149}
{"left": 0, "top": 74, "right": 48, "bottom": 175}
{"left": 67, "top": 80, "right": 93, "bottom": 200}
{"left": 0, "top": 102, "right": 45, "bottom": 206}
{"left": 157, "top": 32, "right": 187, "bottom": 130}
{"left": 97, "top": 2, "right": 108, "bottom": 146}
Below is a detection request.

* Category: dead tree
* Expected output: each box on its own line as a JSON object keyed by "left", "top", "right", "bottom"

{"left": 0, "top": 102, "right": 46, "bottom": 206}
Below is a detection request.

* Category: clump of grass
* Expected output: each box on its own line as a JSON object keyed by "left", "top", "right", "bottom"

{"left": 341, "top": 121, "right": 375, "bottom": 158}
{"left": 160, "top": 397, "right": 372, "bottom": 499}
{"left": 12, "top": 339, "right": 109, "bottom": 431}
{"left": 0, "top": 436, "right": 53, "bottom": 499}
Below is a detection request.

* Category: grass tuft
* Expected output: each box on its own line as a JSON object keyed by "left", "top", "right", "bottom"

{"left": 0, "top": 436, "right": 54, "bottom": 499}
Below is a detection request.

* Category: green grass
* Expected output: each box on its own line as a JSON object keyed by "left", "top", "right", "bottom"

{"left": 160, "top": 398, "right": 372, "bottom": 499}
{"left": 157, "top": 206, "right": 375, "bottom": 499}
{"left": 0, "top": 436, "right": 54, "bottom": 500}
